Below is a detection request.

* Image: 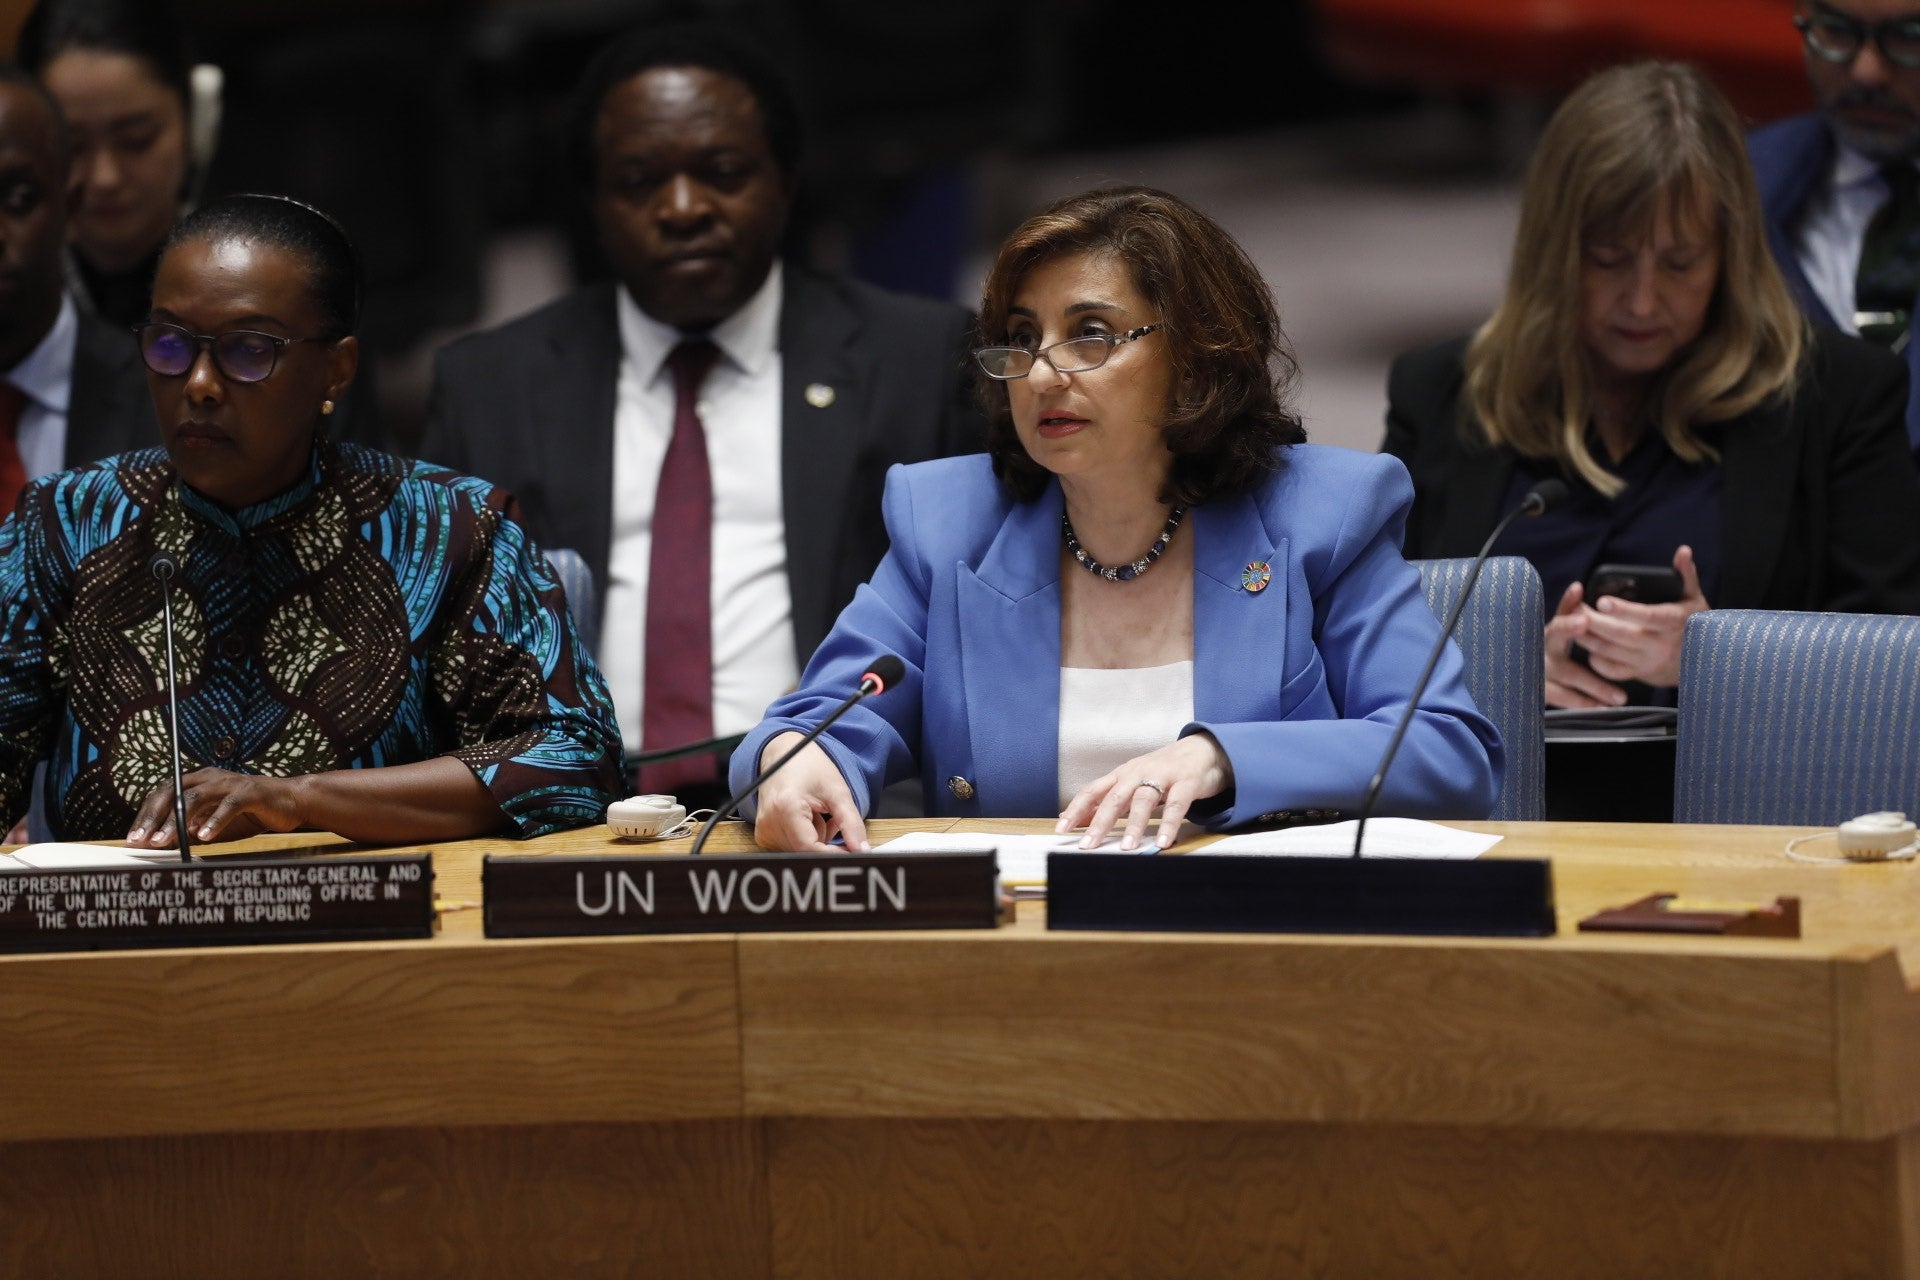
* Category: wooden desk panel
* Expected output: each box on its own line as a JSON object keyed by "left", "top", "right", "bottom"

{"left": 738, "top": 928, "right": 1843, "bottom": 1135}
{"left": 0, "top": 936, "right": 742, "bottom": 1141}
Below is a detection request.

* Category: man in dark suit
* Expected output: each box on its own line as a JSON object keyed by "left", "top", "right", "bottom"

{"left": 1751, "top": 0, "right": 1920, "bottom": 458}
{"left": 0, "top": 65, "right": 151, "bottom": 513}
{"left": 0, "top": 64, "right": 154, "bottom": 845}
{"left": 419, "top": 25, "right": 980, "bottom": 798}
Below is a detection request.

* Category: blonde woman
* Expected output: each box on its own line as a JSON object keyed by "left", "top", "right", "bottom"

{"left": 1385, "top": 60, "right": 1920, "bottom": 710}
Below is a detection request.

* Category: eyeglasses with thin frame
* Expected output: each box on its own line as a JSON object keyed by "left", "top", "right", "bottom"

{"left": 1795, "top": 6, "right": 1920, "bottom": 70}
{"left": 134, "top": 321, "right": 332, "bottom": 384}
{"left": 973, "top": 322, "right": 1164, "bottom": 380}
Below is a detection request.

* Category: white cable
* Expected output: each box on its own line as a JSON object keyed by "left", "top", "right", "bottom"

{"left": 1784, "top": 831, "right": 1920, "bottom": 864}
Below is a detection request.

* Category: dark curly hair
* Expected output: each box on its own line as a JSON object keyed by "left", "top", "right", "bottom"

{"left": 977, "top": 185, "right": 1305, "bottom": 505}
{"left": 567, "top": 19, "right": 803, "bottom": 187}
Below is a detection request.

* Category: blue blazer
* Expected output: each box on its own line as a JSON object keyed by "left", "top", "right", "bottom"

{"left": 1750, "top": 112, "right": 1920, "bottom": 460}
{"left": 730, "top": 446, "right": 1502, "bottom": 825}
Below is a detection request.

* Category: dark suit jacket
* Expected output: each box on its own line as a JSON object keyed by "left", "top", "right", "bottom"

{"left": 418, "top": 267, "right": 983, "bottom": 664}
{"left": 65, "top": 310, "right": 155, "bottom": 467}
{"left": 1749, "top": 112, "right": 1920, "bottom": 460}
{"left": 1382, "top": 328, "right": 1920, "bottom": 614}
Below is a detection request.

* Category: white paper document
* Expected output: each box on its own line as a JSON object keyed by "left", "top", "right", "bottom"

{"left": 1197, "top": 818, "right": 1501, "bottom": 860}
{"left": 877, "top": 830, "right": 1163, "bottom": 885}
{"left": 0, "top": 843, "right": 182, "bottom": 870}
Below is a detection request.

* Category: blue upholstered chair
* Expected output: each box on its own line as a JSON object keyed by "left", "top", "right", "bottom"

{"left": 546, "top": 545, "right": 744, "bottom": 785}
{"left": 1675, "top": 610, "right": 1920, "bottom": 825}
{"left": 1413, "top": 556, "right": 1546, "bottom": 820}
{"left": 544, "top": 548, "right": 598, "bottom": 658}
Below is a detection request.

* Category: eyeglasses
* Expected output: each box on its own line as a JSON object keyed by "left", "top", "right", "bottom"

{"left": 134, "top": 322, "right": 331, "bottom": 384}
{"left": 1795, "top": 7, "right": 1920, "bottom": 70}
{"left": 973, "top": 323, "right": 1163, "bottom": 380}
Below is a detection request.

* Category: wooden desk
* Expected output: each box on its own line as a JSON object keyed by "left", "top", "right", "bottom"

{"left": 4, "top": 821, "right": 1918, "bottom": 1278}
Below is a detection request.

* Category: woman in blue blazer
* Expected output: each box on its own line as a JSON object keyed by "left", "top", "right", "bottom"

{"left": 733, "top": 187, "right": 1501, "bottom": 852}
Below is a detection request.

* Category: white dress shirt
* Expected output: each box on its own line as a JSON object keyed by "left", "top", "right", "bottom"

{"left": 5, "top": 294, "right": 77, "bottom": 480}
{"left": 1056, "top": 660, "right": 1195, "bottom": 809}
{"left": 604, "top": 263, "right": 798, "bottom": 755}
{"left": 1792, "top": 147, "right": 1920, "bottom": 334}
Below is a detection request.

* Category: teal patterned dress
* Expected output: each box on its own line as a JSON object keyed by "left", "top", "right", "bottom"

{"left": 0, "top": 442, "right": 624, "bottom": 839}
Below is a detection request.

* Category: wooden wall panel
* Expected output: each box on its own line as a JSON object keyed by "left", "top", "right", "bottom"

{"left": 768, "top": 1117, "right": 1900, "bottom": 1280}
{"left": 0, "top": 1120, "right": 766, "bottom": 1280}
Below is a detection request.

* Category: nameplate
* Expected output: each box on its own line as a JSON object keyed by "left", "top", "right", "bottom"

{"left": 482, "top": 851, "right": 1000, "bottom": 937}
{"left": 1046, "top": 853, "right": 1556, "bottom": 938}
{"left": 0, "top": 853, "right": 437, "bottom": 953}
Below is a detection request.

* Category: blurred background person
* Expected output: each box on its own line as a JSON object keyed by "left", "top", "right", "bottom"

{"left": 1384, "top": 61, "right": 1920, "bottom": 716}
{"left": 15, "top": 0, "right": 406, "bottom": 447}
{"left": 0, "top": 61, "right": 149, "bottom": 504}
{"left": 1752, "top": 0, "right": 1920, "bottom": 460}
{"left": 0, "top": 193, "right": 622, "bottom": 846}
{"left": 15, "top": 0, "right": 210, "bottom": 330}
{"left": 737, "top": 186, "right": 1500, "bottom": 855}
{"left": 419, "top": 20, "right": 981, "bottom": 810}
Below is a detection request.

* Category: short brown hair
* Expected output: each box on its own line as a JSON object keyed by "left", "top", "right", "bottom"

{"left": 1465, "top": 61, "right": 1806, "bottom": 496}
{"left": 976, "top": 186, "right": 1305, "bottom": 505}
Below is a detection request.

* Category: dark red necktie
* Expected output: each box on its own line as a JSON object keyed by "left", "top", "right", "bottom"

{"left": 0, "top": 383, "right": 26, "bottom": 519}
{"left": 640, "top": 340, "right": 721, "bottom": 794}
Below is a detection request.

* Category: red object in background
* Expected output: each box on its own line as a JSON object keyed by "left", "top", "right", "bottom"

{"left": 1316, "top": 0, "right": 1813, "bottom": 125}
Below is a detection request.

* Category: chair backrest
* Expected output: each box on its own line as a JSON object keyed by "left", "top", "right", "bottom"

{"left": 1413, "top": 557, "right": 1546, "bottom": 821}
{"left": 1675, "top": 610, "right": 1920, "bottom": 825}
{"left": 544, "top": 548, "right": 599, "bottom": 658}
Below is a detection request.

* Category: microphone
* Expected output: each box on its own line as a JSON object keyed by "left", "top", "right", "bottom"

{"left": 1351, "top": 478, "right": 1568, "bottom": 858}
{"left": 686, "top": 654, "right": 906, "bottom": 856}
{"left": 149, "top": 552, "right": 194, "bottom": 863}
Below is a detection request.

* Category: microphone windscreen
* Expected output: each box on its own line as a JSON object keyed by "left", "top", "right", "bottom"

{"left": 863, "top": 654, "right": 906, "bottom": 694}
{"left": 1524, "top": 479, "right": 1570, "bottom": 515}
{"left": 149, "top": 551, "right": 180, "bottom": 580}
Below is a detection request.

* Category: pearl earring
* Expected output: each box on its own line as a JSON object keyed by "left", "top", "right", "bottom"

{"left": 321, "top": 400, "right": 335, "bottom": 415}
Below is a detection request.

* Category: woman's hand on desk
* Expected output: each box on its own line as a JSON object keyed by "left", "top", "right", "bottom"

{"left": 1577, "top": 545, "right": 1708, "bottom": 690}
{"left": 125, "top": 758, "right": 501, "bottom": 846}
{"left": 1058, "top": 732, "right": 1233, "bottom": 853}
{"left": 127, "top": 768, "right": 304, "bottom": 847}
{"left": 752, "top": 733, "right": 870, "bottom": 853}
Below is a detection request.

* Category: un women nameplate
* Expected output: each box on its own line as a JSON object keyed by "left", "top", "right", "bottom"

{"left": 0, "top": 853, "right": 437, "bottom": 952}
{"left": 482, "top": 851, "right": 1001, "bottom": 937}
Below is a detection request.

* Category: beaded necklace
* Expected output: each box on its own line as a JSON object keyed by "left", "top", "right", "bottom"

{"left": 1061, "top": 505, "right": 1185, "bottom": 582}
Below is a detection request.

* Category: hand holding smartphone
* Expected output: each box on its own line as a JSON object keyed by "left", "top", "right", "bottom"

{"left": 1572, "top": 564, "right": 1688, "bottom": 703}
{"left": 1584, "top": 563, "right": 1685, "bottom": 605}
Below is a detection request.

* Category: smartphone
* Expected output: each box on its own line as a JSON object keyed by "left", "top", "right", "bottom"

{"left": 1585, "top": 563, "right": 1684, "bottom": 605}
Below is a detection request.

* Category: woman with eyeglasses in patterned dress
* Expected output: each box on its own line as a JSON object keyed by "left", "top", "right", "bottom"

{"left": 0, "top": 193, "right": 624, "bottom": 847}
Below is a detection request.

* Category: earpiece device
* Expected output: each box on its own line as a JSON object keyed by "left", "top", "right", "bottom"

{"left": 185, "top": 64, "right": 224, "bottom": 207}
{"left": 1785, "top": 811, "right": 1920, "bottom": 862}
{"left": 608, "top": 794, "right": 689, "bottom": 840}
{"left": 1837, "top": 811, "right": 1919, "bottom": 861}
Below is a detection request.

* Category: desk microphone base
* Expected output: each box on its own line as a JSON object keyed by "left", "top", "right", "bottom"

{"left": 1046, "top": 853, "right": 1556, "bottom": 938}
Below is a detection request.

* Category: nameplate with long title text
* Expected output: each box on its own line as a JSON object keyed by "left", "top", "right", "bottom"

{"left": 482, "top": 850, "right": 1001, "bottom": 937}
{"left": 0, "top": 853, "right": 437, "bottom": 953}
